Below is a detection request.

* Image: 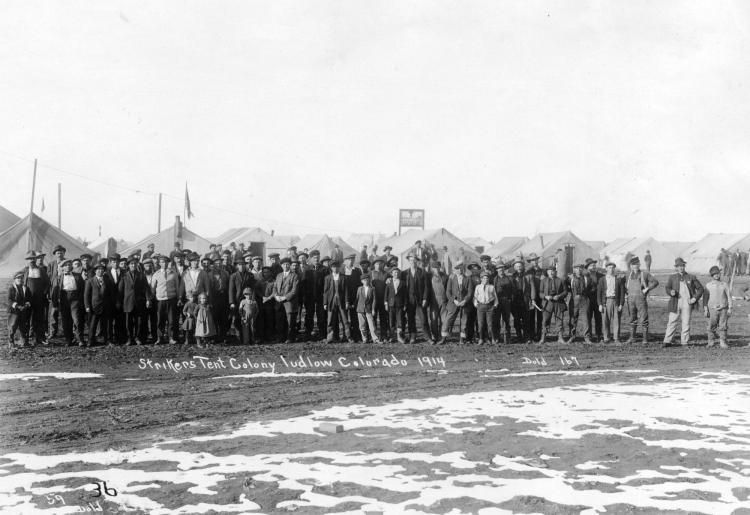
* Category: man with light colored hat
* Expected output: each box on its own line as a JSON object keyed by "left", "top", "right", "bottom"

{"left": 663, "top": 257, "right": 703, "bottom": 347}
{"left": 704, "top": 265, "right": 732, "bottom": 349}
{"left": 624, "top": 256, "right": 659, "bottom": 344}
{"left": 441, "top": 246, "right": 453, "bottom": 276}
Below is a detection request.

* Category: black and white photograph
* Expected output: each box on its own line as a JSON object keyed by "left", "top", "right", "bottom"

{"left": 1, "top": 1, "right": 750, "bottom": 514}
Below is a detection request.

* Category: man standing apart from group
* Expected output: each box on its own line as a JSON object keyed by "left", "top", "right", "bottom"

{"left": 704, "top": 265, "right": 732, "bottom": 349}
{"left": 662, "top": 258, "right": 703, "bottom": 347}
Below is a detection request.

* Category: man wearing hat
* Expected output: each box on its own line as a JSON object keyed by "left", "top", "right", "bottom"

{"left": 440, "top": 261, "right": 474, "bottom": 344}
{"left": 370, "top": 257, "right": 389, "bottom": 342}
{"left": 426, "top": 261, "right": 448, "bottom": 344}
{"left": 358, "top": 244, "right": 369, "bottom": 264}
{"left": 597, "top": 261, "right": 625, "bottom": 343}
{"left": 210, "top": 257, "right": 231, "bottom": 343}
{"left": 368, "top": 244, "right": 380, "bottom": 264}
{"left": 703, "top": 265, "right": 732, "bottom": 349}
{"left": 268, "top": 253, "right": 282, "bottom": 279}
{"left": 233, "top": 243, "right": 246, "bottom": 266}
{"left": 142, "top": 258, "right": 158, "bottom": 342}
{"left": 323, "top": 260, "right": 353, "bottom": 342}
{"left": 624, "top": 256, "right": 659, "bottom": 344}
{"left": 51, "top": 259, "right": 86, "bottom": 346}
{"left": 84, "top": 262, "right": 116, "bottom": 346}
{"left": 287, "top": 246, "right": 298, "bottom": 263}
{"left": 181, "top": 253, "right": 211, "bottom": 304}
{"left": 142, "top": 243, "right": 156, "bottom": 262}
{"left": 8, "top": 270, "right": 32, "bottom": 347}
{"left": 273, "top": 257, "right": 299, "bottom": 343}
{"left": 150, "top": 255, "right": 182, "bottom": 345}
{"left": 583, "top": 258, "right": 604, "bottom": 342}
{"left": 510, "top": 258, "right": 534, "bottom": 343}
{"left": 525, "top": 253, "right": 544, "bottom": 342}
{"left": 303, "top": 250, "right": 328, "bottom": 341}
{"left": 402, "top": 254, "right": 430, "bottom": 343}
{"left": 441, "top": 246, "right": 453, "bottom": 276}
{"left": 493, "top": 263, "right": 515, "bottom": 344}
{"left": 47, "top": 244, "right": 67, "bottom": 338}
{"left": 258, "top": 266, "right": 276, "bottom": 342}
{"left": 662, "top": 258, "right": 703, "bottom": 347}
{"left": 331, "top": 244, "right": 344, "bottom": 266}
{"left": 79, "top": 254, "right": 93, "bottom": 278}
{"left": 538, "top": 265, "right": 568, "bottom": 344}
{"left": 229, "top": 256, "right": 256, "bottom": 342}
{"left": 567, "top": 263, "right": 595, "bottom": 344}
{"left": 22, "top": 251, "right": 51, "bottom": 345}
{"left": 382, "top": 246, "right": 394, "bottom": 267}
{"left": 220, "top": 250, "right": 234, "bottom": 275}
{"left": 119, "top": 257, "right": 149, "bottom": 345}
{"left": 343, "top": 254, "right": 362, "bottom": 341}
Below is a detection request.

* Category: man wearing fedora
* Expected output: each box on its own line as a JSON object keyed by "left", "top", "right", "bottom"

{"left": 22, "top": 251, "right": 51, "bottom": 345}
{"left": 567, "top": 263, "right": 595, "bottom": 343}
{"left": 538, "top": 265, "right": 568, "bottom": 344}
{"left": 51, "top": 259, "right": 86, "bottom": 346}
{"left": 510, "top": 258, "right": 534, "bottom": 343}
{"left": 663, "top": 257, "right": 703, "bottom": 347}
{"left": 583, "top": 258, "right": 604, "bottom": 342}
{"left": 525, "top": 253, "right": 543, "bottom": 342}
{"left": 47, "top": 244, "right": 66, "bottom": 338}
{"left": 84, "top": 262, "right": 116, "bottom": 347}
{"left": 273, "top": 257, "right": 299, "bottom": 343}
{"left": 440, "top": 261, "right": 474, "bottom": 344}
{"left": 624, "top": 256, "right": 659, "bottom": 344}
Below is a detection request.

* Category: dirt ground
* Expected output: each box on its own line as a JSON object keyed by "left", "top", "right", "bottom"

{"left": 1, "top": 275, "right": 750, "bottom": 514}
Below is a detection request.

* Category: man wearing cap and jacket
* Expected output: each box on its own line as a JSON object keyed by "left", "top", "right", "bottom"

{"left": 120, "top": 258, "right": 149, "bottom": 345}
{"left": 525, "top": 254, "right": 544, "bottom": 341}
{"left": 229, "top": 258, "right": 255, "bottom": 339}
{"left": 584, "top": 258, "right": 604, "bottom": 342}
{"left": 510, "top": 259, "right": 534, "bottom": 343}
{"left": 343, "top": 254, "right": 362, "bottom": 341}
{"left": 427, "top": 262, "right": 448, "bottom": 343}
{"left": 663, "top": 258, "right": 704, "bottom": 347}
{"left": 273, "top": 257, "right": 299, "bottom": 343}
{"left": 402, "top": 254, "right": 429, "bottom": 343}
{"left": 22, "top": 251, "right": 51, "bottom": 345}
{"left": 8, "top": 271, "right": 32, "bottom": 347}
{"left": 703, "top": 265, "right": 732, "bottom": 348}
{"left": 493, "top": 263, "right": 515, "bottom": 344}
{"left": 323, "top": 260, "right": 353, "bottom": 342}
{"left": 85, "top": 262, "right": 116, "bottom": 346}
{"left": 304, "top": 251, "right": 328, "bottom": 341}
{"left": 567, "top": 263, "right": 596, "bottom": 343}
{"left": 624, "top": 256, "right": 659, "bottom": 343}
{"left": 597, "top": 262, "right": 625, "bottom": 343}
{"left": 47, "top": 244, "right": 66, "bottom": 338}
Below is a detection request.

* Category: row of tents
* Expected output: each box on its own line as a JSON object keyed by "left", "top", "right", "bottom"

{"left": 0, "top": 204, "right": 748, "bottom": 275}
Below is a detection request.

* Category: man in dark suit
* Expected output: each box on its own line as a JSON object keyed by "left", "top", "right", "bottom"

{"left": 402, "top": 254, "right": 429, "bottom": 343}
{"left": 8, "top": 271, "right": 32, "bottom": 347}
{"left": 370, "top": 258, "right": 389, "bottom": 342}
{"left": 304, "top": 250, "right": 328, "bottom": 341}
{"left": 538, "top": 266, "right": 568, "bottom": 344}
{"left": 384, "top": 265, "right": 406, "bottom": 343}
{"left": 597, "top": 262, "right": 625, "bottom": 343}
{"left": 119, "top": 258, "right": 149, "bottom": 345}
{"left": 84, "top": 262, "right": 115, "bottom": 346}
{"left": 511, "top": 259, "right": 535, "bottom": 343}
{"left": 567, "top": 263, "right": 597, "bottom": 344}
{"left": 273, "top": 257, "right": 299, "bottom": 343}
{"left": 584, "top": 258, "right": 604, "bottom": 342}
{"left": 440, "top": 261, "right": 474, "bottom": 344}
{"left": 23, "top": 251, "right": 51, "bottom": 346}
{"left": 323, "top": 260, "right": 352, "bottom": 343}
{"left": 663, "top": 257, "right": 703, "bottom": 347}
{"left": 51, "top": 259, "right": 86, "bottom": 346}
{"left": 493, "top": 263, "right": 516, "bottom": 344}
{"left": 343, "top": 254, "right": 362, "bottom": 341}
{"left": 209, "top": 257, "right": 231, "bottom": 343}
{"left": 229, "top": 258, "right": 255, "bottom": 339}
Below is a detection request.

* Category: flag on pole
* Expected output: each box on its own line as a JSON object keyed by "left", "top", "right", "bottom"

{"left": 184, "top": 183, "right": 194, "bottom": 219}
{"left": 41, "top": 198, "right": 45, "bottom": 212}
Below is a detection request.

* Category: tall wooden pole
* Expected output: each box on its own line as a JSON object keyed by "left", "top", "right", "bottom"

{"left": 29, "top": 158, "right": 37, "bottom": 214}
{"left": 57, "top": 183, "right": 62, "bottom": 229}
{"left": 157, "top": 193, "right": 162, "bottom": 232}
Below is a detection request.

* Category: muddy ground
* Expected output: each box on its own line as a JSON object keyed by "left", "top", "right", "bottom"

{"left": 1, "top": 275, "right": 750, "bottom": 514}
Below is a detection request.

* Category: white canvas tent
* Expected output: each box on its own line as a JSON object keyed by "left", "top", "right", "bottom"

{"left": 599, "top": 237, "right": 676, "bottom": 271}
{"left": 511, "top": 231, "right": 598, "bottom": 273}
{"left": 212, "top": 227, "right": 250, "bottom": 245}
{"left": 485, "top": 237, "right": 528, "bottom": 259}
{"left": 88, "top": 236, "right": 132, "bottom": 258}
{"left": 219, "top": 227, "right": 287, "bottom": 262}
{"left": 585, "top": 240, "right": 607, "bottom": 252}
{"left": 662, "top": 241, "right": 695, "bottom": 256}
{"left": 377, "top": 228, "right": 480, "bottom": 266}
{"left": 0, "top": 213, "right": 96, "bottom": 274}
{"left": 121, "top": 218, "right": 212, "bottom": 257}
{"left": 684, "top": 233, "right": 750, "bottom": 273}
{"left": 463, "top": 237, "right": 493, "bottom": 253}
{"left": 345, "top": 233, "right": 387, "bottom": 252}
{"left": 295, "top": 234, "right": 357, "bottom": 259}
{"left": 0, "top": 205, "right": 20, "bottom": 233}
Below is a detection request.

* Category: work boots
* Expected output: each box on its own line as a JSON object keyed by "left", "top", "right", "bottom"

{"left": 537, "top": 330, "right": 546, "bottom": 345}
{"left": 557, "top": 333, "right": 566, "bottom": 344}
{"left": 625, "top": 328, "right": 636, "bottom": 344}
{"left": 707, "top": 335, "right": 715, "bottom": 348}
{"left": 642, "top": 330, "right": 649, "bottom": 344}
{"left": 396, "top": 329, "right": 405, "bottom": 344}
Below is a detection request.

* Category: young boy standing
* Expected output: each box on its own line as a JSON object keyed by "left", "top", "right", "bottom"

{"left": 703, "top": 265, "right": 732, "bottom": 349}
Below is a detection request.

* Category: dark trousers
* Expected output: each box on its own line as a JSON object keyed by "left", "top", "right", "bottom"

{"left": 60, "top": 292, "right": 84, "bottom": 343}
{"left": 568, "top": 295, "right": 590, "bottom": 337}
{"left": 157, "top": 299, "right": 178, "bottom": 341}
{"left": 442, "top": 302, "right": 470, "bottom": 337}
{"left": 405, "top": 301, "right": 429, "bottom": 338}
{"left": 476, "top": 303, "right": 495, "bottom": 342}
{"left": 495, "top": 299, "right": 512, "bottom": 337}
{"left": 29, "top": 302, "right": 47, "bottom": 343}
{"left": 109, "top": 310, "right": 125, "bottom": 343}
{"left": 88, "top": 312, "right": 109, "bottom": 345}
{"left": 145, "top": 303, "right": 158, "bottom": 340}
{"left": 542, "top": 303, "right": 565, "bottom": 336}
{"left": 8, "top": 311, "right": 30, "bottom": 344}
{"left": 512, "top": 301, "right": 526, "bottom": 339}
{"left": 427, "top": 303, "right": 444, "bottom": 341}
{"left": 276, "top": 306, "right": 297, "bottom": 342}
{"left": 374, "top": 304, "right": 389, "bottom": 340}
{"left": 259, "top": 304, "right": 275, "bottom": 341}
{"left": 628, "top": 295, "right": 649, "bottom": 331}
{"left": 304, "top": 297, "right": 326, "bottom": 337}
{"left": 348, "top": 307, "right": 361, "bottom": 341}
{"left": 124, "top": 310, "right": 143, "bottom": 341}
{"left": 326, "top": 297, "right": 351, "bottom": 341}
{"left": 212, "top": 299, "right": 229, "bottom": 340}
{"left": 387, "top": 305, "right": 406, "bottom": 336}
{"left": 586, "top": 295, "right": 602, "bottom": 339}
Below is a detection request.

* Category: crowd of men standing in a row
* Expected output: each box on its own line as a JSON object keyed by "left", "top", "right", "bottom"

{"left": 6, "top": 240, "right": 740, "bottom": 349}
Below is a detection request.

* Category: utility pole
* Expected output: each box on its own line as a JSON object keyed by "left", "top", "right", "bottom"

{"left": 29, "top": 158, "right": 37, "bottom": 214}
{"left": 57, "top": 183, "right": 62, "bottom": 229}
{"left": 157, "top": 193, "right": 162, "bottom": 232}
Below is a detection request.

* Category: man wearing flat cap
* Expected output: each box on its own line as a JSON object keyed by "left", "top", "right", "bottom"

{"left": 382, "top": 246, "right": 394, "bottom": 267}
{"left": 402, "top": 253, "right": 430, "bottom": 343}
{"left": 210, "top": 256, "right": 231, "bottom": 343}
{"left": 304, "top": 250, "right": 328, "bottom": 341}
{"left": 344, "top": 253, "right": 362, "bottom": 341}
{"left": 440, "top": 260, "right": 474, "bottom": 344}
{"left": 597, "top": 261, "right": 625, "bottom": 343}
{"left": 331, "top": 244, "right": 344, "bottom": 266}
{"left": 8, "top": 270, "right": 32, "bottom": 347}
{"left": 268, "top": 253, "right": 282, "bottom": 279}
{"left": 704, "top": 265, "right": 732, "bottom": 349}
{"left": 525, "top": 253, "right": 544, "bottom": 342}
{"left": 662, "top": 258, "right": 703, "bottom": 348}
{"left": 119, "top": 257, "right": 149, "bottom": 345}
{"left": 273, "top": 257, "right": 299, "bottom": 343}
{"left": 624, "top": 256, "right": 659, "bottom": 344}
{"left": 180, "top": 253, "right": 211, "bottom": 304}
{"left": 583, "top": 258, "right": 604, "bottom": 342}
{"left": 510, "top": 258, "right": 534, "bottom": 343}
{"left": 441, "top": 246, "right": 453, "bottom": 277}
{"left": 150, "top": 255, "right": 182, "bottom": 345}
{"left": 229, "top": 256, "right": 256, "bottom": 342}
{"left": 567, "top": 263, "right": 596, "bottom": 344}
{"left": 493, "top": 263, "right": 515, "bottom": 344}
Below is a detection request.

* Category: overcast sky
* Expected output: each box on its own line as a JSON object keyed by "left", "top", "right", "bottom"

{"left": 1, "top": 0, "right": 748, "bottom": 244}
